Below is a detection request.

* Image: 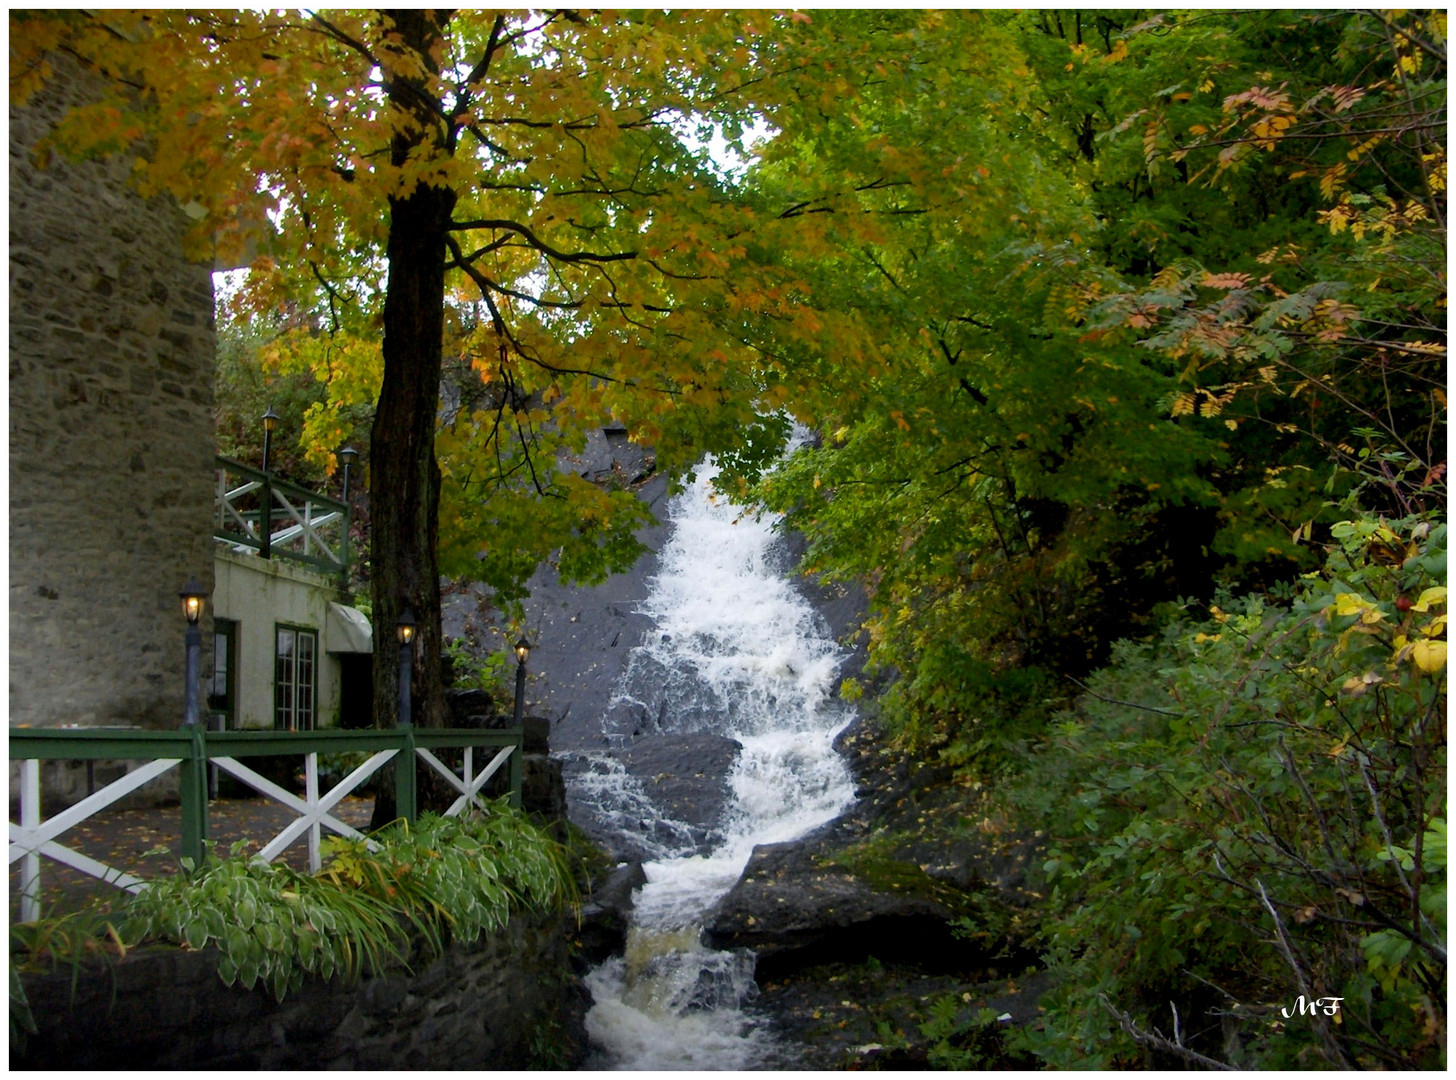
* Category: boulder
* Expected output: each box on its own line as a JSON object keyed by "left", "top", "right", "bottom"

{"left": 443, "top": 688, "right": 493, "bottom": 726}
{"left": 574, "top": 861, "right": 647, "bottom": 968}
{"left": 702, "top": 837, "right": 970, "bottom": 981}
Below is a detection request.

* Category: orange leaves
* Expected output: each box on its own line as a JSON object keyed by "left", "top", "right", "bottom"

{"left": 1222, "top": 84, "right": 1293, "bottom": 115}
{"left": 1200, "top": 272, "right": 1250, "bottom": 290}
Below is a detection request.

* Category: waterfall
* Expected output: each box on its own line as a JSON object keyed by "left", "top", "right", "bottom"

{"left": 570, "top": 454, "right": 857, "bottom": 1070}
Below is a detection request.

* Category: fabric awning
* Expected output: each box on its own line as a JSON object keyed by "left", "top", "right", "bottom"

{"left": 325, "top": 603, "right": 373, "bottom": 653}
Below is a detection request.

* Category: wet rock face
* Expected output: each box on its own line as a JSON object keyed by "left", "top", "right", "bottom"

{"left": 702, "top": 713, "right": 1045, "bottom": 984}
{"left": 560, "top": 731, "right": 743, "bottom": 862}
{"left": 618, "top": 733, "right": 742, "bottom": 832}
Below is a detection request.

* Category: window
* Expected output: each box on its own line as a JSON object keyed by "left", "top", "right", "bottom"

{"left": 209, "top": 619, "right": 237, "bottom": 728}
{"left": 275, "top": 625, "right": 317, "bottom": 731}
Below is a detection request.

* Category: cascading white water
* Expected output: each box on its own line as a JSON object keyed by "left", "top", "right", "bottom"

{"left": 574, "top": 454, "right": 858, "bottom": 1070}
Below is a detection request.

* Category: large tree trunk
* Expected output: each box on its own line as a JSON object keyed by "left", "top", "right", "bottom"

{"left": 370, "top": 8, "right": 456, "bottom": 738}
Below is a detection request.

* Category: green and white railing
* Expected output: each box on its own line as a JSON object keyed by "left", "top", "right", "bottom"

{"left": 9, "top": 725, "right": 521, "bottom": 922}
{"left": 214, "top": 456, "right": 350, "bottom": 573}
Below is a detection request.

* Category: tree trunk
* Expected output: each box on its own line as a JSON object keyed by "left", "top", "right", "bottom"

{"left": 370, "top": 8, "right": 456, "bottom": 740}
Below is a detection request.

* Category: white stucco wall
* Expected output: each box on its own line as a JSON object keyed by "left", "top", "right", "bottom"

{"left": 212, "top": 547, "right": 370, "bottom": 730}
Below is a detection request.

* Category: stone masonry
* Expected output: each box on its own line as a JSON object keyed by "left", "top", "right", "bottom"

{"left": 13, "top": 909, "right": 591, "bottom": 1070}
{"left": 9, "top": 53, "right": 217, "bottom": 735}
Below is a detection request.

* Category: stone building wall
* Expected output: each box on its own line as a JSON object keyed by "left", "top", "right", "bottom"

{"left": 12, "top": 910, "right": 591, "bottom": 1070}
{"left": 9, "top": 54, "right": 217, "bottom": 733}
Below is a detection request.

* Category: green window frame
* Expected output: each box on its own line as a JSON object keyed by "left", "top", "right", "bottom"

{"left": 209, "top": 618, "right": 238, "bottom": 728}
{"left": 274, "top": 624, "right": 318, "bottom": 731}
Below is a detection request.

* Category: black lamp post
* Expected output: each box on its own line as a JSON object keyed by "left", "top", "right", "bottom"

{"left": 260, "top": 406, "right": 279, "bottom": 472}
{"left": 513, "top": 636, "right": 531, "bottom": 725}
{"left": 397, "top": 607, "right": 417, "bottom": 728}
{"left": 260, "top": 407, "right": 279, "bottom": 559}
{"left": 179, "top": 578, "right": 207, "bottom": 727}
{"left": 339, "top": 445, "right": 357, "bottom": 501}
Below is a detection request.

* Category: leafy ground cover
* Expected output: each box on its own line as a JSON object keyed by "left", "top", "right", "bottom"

{"left": 11, "top": 805, "right": 578, "bottom": 1047}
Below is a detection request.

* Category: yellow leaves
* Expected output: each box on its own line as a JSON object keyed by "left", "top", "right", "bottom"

{"left": 1102, "top": 40, "right": 1129, "bottom": 65}
{"left": 1347, "top": 134, "right": 1387, "bottom": 163}
{"left": 890, "top": 410, "right": 910, "bottom": 432}
{"left": 1319, "top": 163, "right": 1348, "bottom": 202}
{"left": 1333, "top": 592, "right": 1377, "bottom": 618}
{"left": 1194, "top": 632, "right": 1221, "bottom": 644}
{"left": 1410, "top": 587, "right": 1447, "bottom": 612}
{"left": 1249, "top": 111, "right": 1296, "bottom": 149}
{"left": 1410, "top": 639, "right": 1446, "bottom": 674}
{"left": 1423, "top": 152, "right": 1446, "bottom": 193}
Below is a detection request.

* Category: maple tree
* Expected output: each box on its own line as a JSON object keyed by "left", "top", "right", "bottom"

{"left": 11, "top": 8, "right": 848, "bottom": 734}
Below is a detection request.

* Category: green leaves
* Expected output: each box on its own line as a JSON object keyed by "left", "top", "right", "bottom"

{"left": 94, "top": 803, "right": 575, "bottom": 1007}
{"left": 1012, "top": 508, "right": 1446, "bottom": 1069}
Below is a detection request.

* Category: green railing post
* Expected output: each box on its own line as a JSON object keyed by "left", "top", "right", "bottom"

{"left": 509, "top": 735, "right": 523, "bottom": 810}
{"left": 396, "top": 727, "right": 417, "bottom": 824}
{"left": 179, "top": 722, "right": 209, "bottom": 865}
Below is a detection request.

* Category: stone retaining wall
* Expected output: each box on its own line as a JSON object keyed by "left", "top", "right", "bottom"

{"left": 12, "top": 910, "right": 590, "bottom": 1070}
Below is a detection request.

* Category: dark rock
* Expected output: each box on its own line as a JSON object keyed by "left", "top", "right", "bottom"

{"left": 443, "top": 688, "right": 493, "bottom": 725}
{"left": 522, "top": 715, "right": 550, "bottom": 754}
{"left": 618, "top": 732, "right": 741, "bottom": 830}
{"left": 575, "top": 861, "right": 647, "bottom": 967}
{"left": 521, "top": 752, "right": 566, "bottom": 821}
{"left": 13, "top": 911, "right": 590, "bottom": 1071}
{"left": 702, "top": 838, "right": 971, "bottom": 980}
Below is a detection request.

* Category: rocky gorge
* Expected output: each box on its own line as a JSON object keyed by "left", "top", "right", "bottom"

{"left": 443, "top": 429, "right": 1051, "bottom": 1069}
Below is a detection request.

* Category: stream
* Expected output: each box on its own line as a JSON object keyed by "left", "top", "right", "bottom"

{"left": 564, "top": 455, "right": 859, "bottom": 1070}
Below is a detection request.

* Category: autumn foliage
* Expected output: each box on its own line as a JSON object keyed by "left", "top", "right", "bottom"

{"left": 9, "top": 7, "right": 1444, "bottom": 1067}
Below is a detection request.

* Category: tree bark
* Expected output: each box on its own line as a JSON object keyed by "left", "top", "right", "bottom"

{"left": 370, "top": 8, "right": 456, "bottom": 739}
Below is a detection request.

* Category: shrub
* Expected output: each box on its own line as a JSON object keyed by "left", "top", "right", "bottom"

{"left": 1010, "top": 511, "right": 1445, "bottom": 1069}
{"left": 13, "top": 803, "right": 576, "bottom": 1008}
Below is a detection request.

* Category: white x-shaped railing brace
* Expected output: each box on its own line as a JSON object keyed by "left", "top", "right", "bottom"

{"left": 9, "top": 758, "right": 179, "bottom": 921}
{"left": 416, "top": 745, "right": 515, "bottom": 818}
{"left": 212, "top": 750, "right": 394, "bottom": 871}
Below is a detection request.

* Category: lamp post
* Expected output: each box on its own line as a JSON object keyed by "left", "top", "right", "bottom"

{"left": 179, "top": 578, "right": 207, "bottom": 727}
{"left": 260, "top": 406, "right": 279, "bottom": 471}
{"left": 179, "top": 579, "right": 210, "bottom": 861}
{"left": 397, "top": 607, "right": 417, "bottom": 727}
{"left": 260, "top": 407, "right": 278, "bottom": 559}
{"left": 513, "top": 636, "right": 531, "bottom": 725}
{"left": 339, "top": 445, "right": 357, "bottom": 501}
{"left": 338, "top": 446, "right": 357, "bottom": 580}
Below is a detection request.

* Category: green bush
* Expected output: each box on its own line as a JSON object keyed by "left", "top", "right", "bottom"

{"left": 1009, "top": 511, "right": 1445, "bottom": 1069}
{"left": 13, "top": 804, "right": 576, "bottom": 1008}
{"left": 444, "top": 637, "right": 512, "bottom": 701}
